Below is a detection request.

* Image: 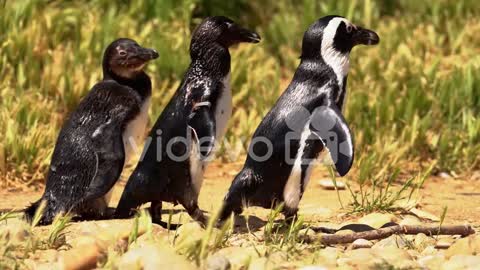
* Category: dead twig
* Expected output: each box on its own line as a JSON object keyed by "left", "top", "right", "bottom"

{"left": 320, "top": 224, "right": 475, "bottom": 245}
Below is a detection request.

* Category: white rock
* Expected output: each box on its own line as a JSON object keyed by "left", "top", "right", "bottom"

{"left": 435, "top": 239, "right": 453, "bottom": 249}
{"left": 351, "top": 239, "right": 373, "bottom": 249}
{"left": 318, "top": 179, "right": 345, "bottom": 190}
{"left": 443, "top": 255, "right": 480, "bottom": 270}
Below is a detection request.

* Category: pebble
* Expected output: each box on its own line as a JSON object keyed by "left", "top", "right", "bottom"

{"left": 443, "top": 255, "right": 480, "bottom": 270}
{"left": 445, "top": 235, "right": 480, "bottom": 258}
{"left": 118, "top": 243, "right": 193, "bottom": 270}
{"left": 174, "top": 222, "right": 205, "bottom": 252}
{"left": 214, "top": 246, "right": 259, "bottom": 269}
{"left": 357, "top": 212, "right": 397, "bottom": 229}
{"left": 414, "top": 233, "right": 435, "bottom": 250}
{"left": 373, "top": 246, "right": 419, "bottom": 269}
{"left": 59, "top": 242, "right": 102, "bottom": 270}
{"left": 409, "top": 208, "right": 439, "bottom": 221}
{"left": 318, "top": 179, "right": 345, "bottom": 190}
{"left": 373, "top": 235, "right": 408, "bottom": 249}
{"left": 248, "top": 257, "right": 272, "bottom": 270}
{"left": 438, "top": 172, "right": 453, "bottom": 179}
{"left": 351, "top": 239, "right": 373, "bottom": 249}
{"left": 435, "top": 239, "right": 453, "bottom": 249}
{"left": 399, "top": 215, "right": 422, "bottom": 226}
{"left": 206, "top": 254, "right": 231, "bottom": 270}
{"left": 315, "top": 247, "right": 340, "bottom": 267}
{"left": 298, "top": 228, "right": 317, "bottom": 243}
{"left": 417, "top": 254, "right": 446, "bottom": 269}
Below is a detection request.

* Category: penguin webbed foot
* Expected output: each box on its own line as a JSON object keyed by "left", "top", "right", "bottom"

{"left": 186, "top": 205, "right": 208, "bottom": 228}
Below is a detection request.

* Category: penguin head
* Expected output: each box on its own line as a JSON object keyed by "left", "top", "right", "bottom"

{"left": 301, "top": 15, "right": 379, "bottom": 60}
{"left": 103, "top": 38, "right": 159, "bottom": 79}
{"left": 190, "top": 16, "right": 261, "bottom": 56}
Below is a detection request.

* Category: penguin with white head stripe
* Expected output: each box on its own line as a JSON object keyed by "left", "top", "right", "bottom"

{"left": 219, "top": 15, "right": 379, "bottom": 222}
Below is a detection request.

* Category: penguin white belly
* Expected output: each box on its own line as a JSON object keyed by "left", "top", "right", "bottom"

{"left": 215, "top": 73, "right": 232, "bottom": 140}
{"left": 283, "top": 121, "right": 312, "bottom": 210}
{"left": 122, "top": 98, "right": 151, "bottom": 162}
{"left": 104, "top": 98, "right": 150, "bottom": 204}
{"left": 189, "top": 73, "right": 232, "bottom": 196}
{"left": 189, "top": 139, "right": 203, "bottom": 195}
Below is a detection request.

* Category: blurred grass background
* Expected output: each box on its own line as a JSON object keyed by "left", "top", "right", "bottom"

{"left": 0, "top": 0, "right": 479, "bottom": 187}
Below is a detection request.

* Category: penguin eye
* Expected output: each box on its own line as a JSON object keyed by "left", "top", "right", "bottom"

{"left": 346, "top": 25, "right": 353, "bottom": 33}
{"left": 118, "top": 50, "right": 127, "bottom": 57}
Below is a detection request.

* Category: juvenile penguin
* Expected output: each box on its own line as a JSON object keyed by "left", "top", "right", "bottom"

{"left": 25, "top": 38, "right": 159, "bottom": 224}
{"left": 219, "top": 16, "right": 379, "bottom": 222}
{"left": 115, "top": 16, "right": 260, "bottom": 226}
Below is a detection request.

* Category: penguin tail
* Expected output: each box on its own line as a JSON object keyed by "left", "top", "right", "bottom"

{"left": 24, "top": 199, "right": 54, "bottom": 225}
{"left": 219, "top": 168, "right": 257, "bottom": 221}
{"left": 24, "top": 199, "right": 42, "bottom": 223}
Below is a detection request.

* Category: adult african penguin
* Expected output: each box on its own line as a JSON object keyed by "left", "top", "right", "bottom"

{"left": 24, "top": 38, "right": 159, "bottom": 225}
{"left": 219, "top": 16, "right": 379, "bottom": 222}
{"left": 115, "top": 16, "right": 261, "bottom": 227}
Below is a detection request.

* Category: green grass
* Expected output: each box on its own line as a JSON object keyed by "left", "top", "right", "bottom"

{"left": 1, "top": 0, "right": 479, "bottom": 190}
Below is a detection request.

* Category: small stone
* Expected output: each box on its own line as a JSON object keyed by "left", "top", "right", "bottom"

{"left": 443, "top": 255, "right": 480, "bottom": 270}
{"left": 373, "top": 235, "right": 408, "bottom": 249}
{"left": 417, "top": 254, "right": 446, "bottom": 269}
{"left": 248, "top": 257, "right": 272, "bottom": 270}
{"left": 59, "top": 243, "right": 102, "bottom": 270}
{"left": 214, "top": 247, "right": 259, "bottom": 269}
{"left": 41, "top": 249, "right": 59, "bottom": 263}
{"left": 409, "top": 208, "right": 439, "bottom": 221}
{"left": 206, "top": 254, "right": 231, "bottom": 270}
{"left": 414, "top": 233, "right": 435, "bottom": 250}
{"left": 421, "top": 245, "right": 438, "bottom": 256}
{"left": 399, "top": 215, "right": 422, "bottom": 226}
{"left": 340, "top": 248, "right": 382, "bottom": 268}
{"left": 298, "top": 228, "right": 317, "bottom": 243}
{"left": 357, "top": 213, "right": 397, "bottom": 229}
{"left": 351, "top": 239, "right": 373, "bottom": 249}
{"left": 445, "top": 235, "right": 480, "bottom": 258}
{"left": 318, "top": 179, "right": 345, "bottom": 190}
{"left": 373, "top": 247, "right": 419, "bottom": 269}
{"left": 118, "top": 243, "right": 193, "bottom": 270}
{"left": 407, "top": 249, "right": 420, "bottom": 259}
{"left": 435, "top": 239, "right": 453, "bottom": 249}
{"left": 174, "top": 222, "right": 205, "bottom": 252}
{"left": 438, "top": 172, "right": 452, "bottom": 179}
{"left": 315, "top": 247, "right": 341, "bottom": 267}
{"left": 0, "top": 218, "right": 31, "bottom": 245}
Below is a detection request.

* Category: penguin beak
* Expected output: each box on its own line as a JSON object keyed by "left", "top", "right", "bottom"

{"left": 136, "top": 47, "right": 160, "bottom": 61}
{"left": 229, "top": 24, "right": 261, "bottom": 44}
{"left": 353, "top": 27, "right": 380, "bottom": 46}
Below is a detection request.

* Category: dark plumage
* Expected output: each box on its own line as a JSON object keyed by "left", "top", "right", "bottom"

{"left": 115, "top": 16, "right": 260, "bottom": 228}
{"left": 25, "top": 38, "right": 159, "bottom": 225}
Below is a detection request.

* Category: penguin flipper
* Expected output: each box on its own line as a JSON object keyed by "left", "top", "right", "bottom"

{"left": 188, "top": 105, "right": 216, "bottom": 159}
{"left": 80, "top": 125, "right": 126, "bottom": 207}
{"left": 310, "top": 103, "right": 354, "bottom": 176}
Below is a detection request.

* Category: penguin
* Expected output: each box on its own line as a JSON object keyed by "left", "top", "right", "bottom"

{"left": 218, "top": 16, "right": 379, "bottom": 222}
{"left": 24, "top": 38, "right": 159, "bottom": 225}
{"left": 115, "top": 16, "right": 261, "bottom": 227}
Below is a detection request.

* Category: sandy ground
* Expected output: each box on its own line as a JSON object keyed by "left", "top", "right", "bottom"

{"left": 1, "top": 161, "right": 479, "bottom": 227}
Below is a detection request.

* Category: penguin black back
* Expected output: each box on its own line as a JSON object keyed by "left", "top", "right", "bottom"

{"left": 219, "top": 16, "right": 379, "bottom": 222}
{"left": 115, "top": 16, "right": 260, "bottom": 228}
{"left": 25, "top": 38, "right": 159, "bottom": 225}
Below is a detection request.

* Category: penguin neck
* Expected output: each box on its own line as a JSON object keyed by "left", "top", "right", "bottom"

{"left": 190, "top": 43, "right": 231, "bottom": 79}
{"left": 103, "top": 71, "right": 152, "bottom": 101}
{"left": 295, "top": 58, "right": 349, "bottom": 106}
